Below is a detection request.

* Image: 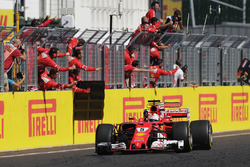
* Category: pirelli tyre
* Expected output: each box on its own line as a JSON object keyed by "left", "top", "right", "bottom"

{"left": 172, "top": 121, "right": 193, "bottom": 153}
{"left": 190, "top": 120, "right": 213, "bottom": 150}
{"left": 95, "top": 124, "right": 116, "bottom": 155}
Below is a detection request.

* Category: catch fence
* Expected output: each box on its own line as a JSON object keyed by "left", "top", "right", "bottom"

{"left": 1, "top": 26, "right": 249, "bottom": 92}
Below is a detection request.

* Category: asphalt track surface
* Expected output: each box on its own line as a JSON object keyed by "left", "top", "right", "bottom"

{"left": 0, "top": 130, "right": 250, "bottom": 167}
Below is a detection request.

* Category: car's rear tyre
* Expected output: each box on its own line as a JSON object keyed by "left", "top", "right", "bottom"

{"left": 95, "top": 124, "right": 115, "bottom": 155}
{"left": 191, "top": 120, "right": 213, "bottom": 150}
{"left": 172, "top": 121, "right": 193, "bottom": 153}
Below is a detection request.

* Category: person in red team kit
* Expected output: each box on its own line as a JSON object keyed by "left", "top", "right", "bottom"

{"left": 146, "top": 1, "right": 160, "bottom": 23}
{"left": 125, "top": 60, "right": 155, "bottom": 88}
{"left": 38, "top": 47, "right": 75, "bottom": 75}
{"left": 150, "top": 59, "right": 179, "bottom": 88}
{"left": 4, "top": 39, "right": 26, "bottom": 92}
{"left": 150, "top": 17, "right": 162, "bottom": 30}
{"left": 31, "top": 15, "right": 58, "bottom": 27}
{"left": 67, "top": 38, "right": 85, "bottom": 56}
{"left": 68, "top": 49, "right": 101, "bottom": 72}
{"left": 69, "top": 69, "right": 91, "bottom": 93}
{"left": 124, "top": 45, "right": 135, "bottom": 65}
{"left": 130, "top": 16, "right": 157, "bottom": 42}
{"left": 150, "top": 35, "right": 171, "bottom": 64}
{"left": 39, "top": 69, "right": 77, "bottom": 91}
{"left": 37, "top": 45, "right": 69, "bottom": 57}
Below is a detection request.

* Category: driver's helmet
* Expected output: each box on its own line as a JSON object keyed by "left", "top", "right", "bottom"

{"left": 149, "top": 113, "right": 159, "bottom": 122}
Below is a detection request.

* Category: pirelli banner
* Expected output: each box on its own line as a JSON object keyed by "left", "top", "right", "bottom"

{"left": 0, "top": 91, "right": 73, "bottom": 151}
{"left": 0, "top": 9, "right": 14, "bottom": 42}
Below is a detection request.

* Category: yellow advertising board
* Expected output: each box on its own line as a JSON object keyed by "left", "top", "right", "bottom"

{"left": 162, "top": 0, "right": 182, "bottom": 22}
{"left": 1, "top": 86, "right": 250, "bottom": 151}
{"left": 0, "top": 9, "right": 14, "bottom": 41}
{"left": 0, "top": 9, "right": 13, "bottom": 26}
{"left": 0, "top": 91, "right": 73, "bottom": 151}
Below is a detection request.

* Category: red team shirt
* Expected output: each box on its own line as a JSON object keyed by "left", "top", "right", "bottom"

{"left": 130, "top": 25, "right": 157, "bottom": 42}
{"left": 38, "top": 19, "right": 53, "bottom": 27}
{"left": 68, "top": 56, "right": 96, "bottom": 71}
{"left": 124, "top": 49, "right": 134, "bottom": 65}
{"left": 125, "top": 65, "right": 136, "bottom": 79}
{"left": 67, "top": 38, "right": 78, "bottom": 56}
{"left": 40, "top": 72, "right": 69, "bottom": 90}
{"left": 37, "top": 46, "right": 66, "bottom": 57}
{"left": 21, "top": 19, "right": 53, "bottom": 41}
{"left": 4, "top": 43, "right": 22, "bottom": 72}
{"left": 146, "top": 9, "right": 156, "bottom": 23}
{"left": 38, "top": 52, "right": 69, "bottom": 75}
{"left": 151, "top": 21, "right": 162, "bottom": 29}
{"left": 150, "top": 41, "right": 161, "bottom": 60}
{"left": 68, "top": 73, "right": 90, "bottom": 93}
{"left": 150, "top": 66, "right": 177, "bottom": 88}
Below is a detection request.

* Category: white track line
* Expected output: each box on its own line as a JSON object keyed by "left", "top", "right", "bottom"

{"left": 213, "top": 132, "right": 250, "bottom": 138}
{"left": 0, "top": 147, "right": 95, "bottom": 159}
{"left": 1, "top": 132, "right": 250, "bottom": 159}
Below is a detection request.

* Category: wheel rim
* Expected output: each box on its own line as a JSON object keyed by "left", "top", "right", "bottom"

{"left": 209, "top": 125, "right": 213, "bottom": 147}
{"left": 189, "top": 133, "right": 193, "bottom": 150}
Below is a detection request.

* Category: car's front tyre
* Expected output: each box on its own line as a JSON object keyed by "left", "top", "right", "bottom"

{"left": 95, "top": 124, "right": 116, "bottom": 155}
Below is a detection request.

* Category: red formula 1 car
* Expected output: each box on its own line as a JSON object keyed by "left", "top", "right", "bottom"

{"left": 95, "top": 100, "right": 213, "bottom": 155}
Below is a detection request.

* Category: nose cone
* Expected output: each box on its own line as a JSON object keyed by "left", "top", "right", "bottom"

{"left": 136, "top": 142, "right": 141, "bottom": 149}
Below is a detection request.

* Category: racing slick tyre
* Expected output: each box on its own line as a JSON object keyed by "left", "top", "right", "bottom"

{"left": 172, "top": 121, "right": 193, "bottom": 153}
{"left": 95, "top": 124, "right": 116, "bottom": 155}
{"left": 190, "top": 120, "right": 213, "bottom": 150}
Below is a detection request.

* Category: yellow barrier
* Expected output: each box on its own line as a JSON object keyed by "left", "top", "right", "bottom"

{"left": 0, "top": 86, "right": 249, "bottom": 151}
{"left": 0, "top": 91, "right": 73, "bottom": 151}
{"left": 0, "top": 9, "right": 14, "bottom": 42}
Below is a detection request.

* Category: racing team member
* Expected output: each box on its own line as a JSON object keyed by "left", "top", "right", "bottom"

{"left": 39, "top": 69, "right": 77, "bottom": 91}
{"left": 38, "top": 47, "right": 75, "bottom": 75}
{"left": 21, "top": 16, "right": 58, "bottom": 41}
{"left": 146, "top": 1, "right": 160, "bottom": 23}
{"left": 67, "top": 38, "right": 85, "bottom": 56}
{"left": 68, "top": 49, "right": 101, "bottom": 72}
{"left": 4, "top": 39, "right": 26, "bottom": 92}
{"left": 150, "top": 59, "right": 178, "bottom": 88}
{"left": 69, "top": 69, "right": 91, "bottom": 93}
{"left": 37, "top": 45, "right": 70, "bottom": 57}
{"left": 31, "top": 15, "right": 58, "bottom": 27}
{"left": 125, "top": 60, "right": 155, "bottom": 88}
{"left": 124, "top": 45, "right": 135, "bottom": 65}
{"left": 150, "top": 35, "right": 171, "bottom": 64}
{"left": 130, "top": 18, "right": 157, "bottom": 42}
{"left": 150, "top": 17, "right": 162, "bottom": 30}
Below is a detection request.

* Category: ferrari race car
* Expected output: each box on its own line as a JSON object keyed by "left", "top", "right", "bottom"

{"left": 95, "top": 100, "right": 213, "bottom": 155}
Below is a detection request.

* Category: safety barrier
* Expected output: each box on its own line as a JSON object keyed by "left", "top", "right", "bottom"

{"left": 0, "top": 86, "right": 250, "bottom": 151}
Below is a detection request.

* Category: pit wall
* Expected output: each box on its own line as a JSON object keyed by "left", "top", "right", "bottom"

{"left": 0, "top": 86, "right": 249, "bottom": 151}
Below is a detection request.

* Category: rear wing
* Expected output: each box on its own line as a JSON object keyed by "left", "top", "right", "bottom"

{"left": 165, "top": 108, "right": 190, "bottom": 121}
